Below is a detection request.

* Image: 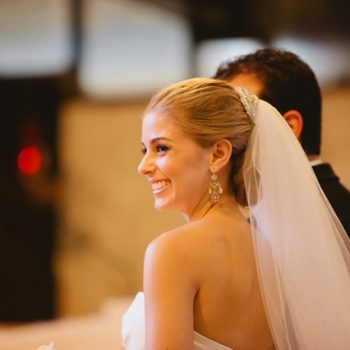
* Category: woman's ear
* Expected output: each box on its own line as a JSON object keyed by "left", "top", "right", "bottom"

{"left": 209, "top": 139, "right": 232, "bottom": 173}
{"left": 283, "top": 110, "right": 304, "bottom": 139}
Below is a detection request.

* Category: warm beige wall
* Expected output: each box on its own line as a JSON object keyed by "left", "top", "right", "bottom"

{"left": 55, "top": 88, "right": 350, "bottom": 316}
{"left": 56, "top": 100, "right": 184, "bottom": 316}
{"left": 322, "top": 88, "right": 350, "bottom": 188}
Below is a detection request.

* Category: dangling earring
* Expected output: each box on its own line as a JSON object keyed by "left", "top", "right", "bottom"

{"left": 209, "top": 173, "right": 223, "bottom": 204}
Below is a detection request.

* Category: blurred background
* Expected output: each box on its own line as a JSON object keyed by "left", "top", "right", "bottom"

{"left": 0, "top": 0, "right": 349, "bottom": 334}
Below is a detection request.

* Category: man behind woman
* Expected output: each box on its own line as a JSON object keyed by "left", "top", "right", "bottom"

{"left": 214, "top": 48, "right": 350, "bottom": 236}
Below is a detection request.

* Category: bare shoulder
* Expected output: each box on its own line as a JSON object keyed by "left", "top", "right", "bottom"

{"left": 144, "top": 222, "right": 211, "bottom": 287}
{"left": 143, "top": 223, "right": 207, "bottom": 302}
{"left": 144, "top": 215, "right": 250, "bottom": 283}
{"left": 144, "top": 222, "right": 202, "bottom": 269}
{"left": 153, "top": 215, "right": 249, "bottom": 250}
{"left": 145, "top": 219, "right": 217, "bottom": 262}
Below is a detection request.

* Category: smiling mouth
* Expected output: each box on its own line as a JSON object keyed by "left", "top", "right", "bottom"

{"left": 151, "top": 180, "right": 170, "bottom": 192}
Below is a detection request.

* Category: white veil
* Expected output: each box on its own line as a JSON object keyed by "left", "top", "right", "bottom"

{"left": 242, "top": 97, "right": 350, "bottom": 349}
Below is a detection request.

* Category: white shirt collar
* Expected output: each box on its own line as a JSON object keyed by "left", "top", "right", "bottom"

{"left": 309, "top": 158, "right": 323, "bottom": 167}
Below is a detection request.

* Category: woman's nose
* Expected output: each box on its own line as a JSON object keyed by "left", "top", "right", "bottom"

{"left": 138, "top": 153, "right": 155, "bottom": 176}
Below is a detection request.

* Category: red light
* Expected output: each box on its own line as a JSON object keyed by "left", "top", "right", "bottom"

{"left": 17, "top": 146, "right": 42, "bottom": 175}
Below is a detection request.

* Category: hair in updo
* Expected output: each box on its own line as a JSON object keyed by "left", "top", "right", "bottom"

{"left": 145, "top": 77, "right": 255, "bottom": 206}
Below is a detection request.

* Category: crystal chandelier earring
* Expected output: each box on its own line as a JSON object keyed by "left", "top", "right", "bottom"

{"left": 209, "top": 173, "right": 223, "bottom": 204}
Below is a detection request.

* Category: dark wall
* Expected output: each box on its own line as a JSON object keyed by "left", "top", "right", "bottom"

{"left": 0, "top": 77, "right": 62, "bottom": 321}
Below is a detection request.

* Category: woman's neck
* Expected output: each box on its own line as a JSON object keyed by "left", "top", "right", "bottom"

{"left": 183, "top": 193, "right": 240, "bottom": 222}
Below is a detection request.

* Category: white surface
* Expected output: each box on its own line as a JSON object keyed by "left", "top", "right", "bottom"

{"left": 0, "top": 0, "right": 72, "bottom": 77}
{"left": 272, "top": 36, "right": 350, "bottom": 86}
{"left": 195, "top": 38, "right": 264, "bottom": 77}
{"left": 0, "top": 297, "right": 132, "bottom": 350}
{"left": 79, "top": 0, "right": 191, "bottom": 99}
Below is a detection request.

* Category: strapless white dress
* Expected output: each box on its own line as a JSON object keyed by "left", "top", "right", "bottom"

{"left": 122, "top": 292, "right": 232, "bottom": 350}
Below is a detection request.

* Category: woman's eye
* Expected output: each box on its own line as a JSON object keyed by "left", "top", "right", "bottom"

{"left": 141, "top": 147, "right": 147, "bottom": 155}
{"left": 156, "top": 144, "right": 169, "bottom": 153}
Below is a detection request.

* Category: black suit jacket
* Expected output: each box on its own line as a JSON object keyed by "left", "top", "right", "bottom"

{"left": 313, "top": 163, "right": 350, "bottom": 238}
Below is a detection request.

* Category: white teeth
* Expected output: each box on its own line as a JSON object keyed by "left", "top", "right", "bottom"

{"left": 152, "top": 180, "right": 169, "bottom": 191}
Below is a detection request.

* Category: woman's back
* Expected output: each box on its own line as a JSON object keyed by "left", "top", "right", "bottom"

{"left": 143, "top": 198, "right": 273, "bottom": 350}
{"left": 187, "top": 204, "right": 274, "bottom": 349}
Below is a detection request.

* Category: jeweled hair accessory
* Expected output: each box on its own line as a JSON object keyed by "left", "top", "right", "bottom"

{"left": 234, "top": 87, "right": 258, "bottom": 120}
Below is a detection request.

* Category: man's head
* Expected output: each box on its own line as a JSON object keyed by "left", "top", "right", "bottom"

{"left": 214, "top": 48, "right": 322, "bottom": 156}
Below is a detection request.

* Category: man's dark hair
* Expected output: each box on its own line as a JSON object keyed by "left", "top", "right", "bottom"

{"left": 214, "top": 48, "right": 322, "bottom": 155}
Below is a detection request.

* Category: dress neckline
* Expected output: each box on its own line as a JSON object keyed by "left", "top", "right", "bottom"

{"left": 193, "top": 330, "right": 233, "bottom": 349}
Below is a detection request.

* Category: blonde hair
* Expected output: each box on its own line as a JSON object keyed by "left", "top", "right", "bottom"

{"left": 146, "top": 78, "right": 254, "bottom": 206}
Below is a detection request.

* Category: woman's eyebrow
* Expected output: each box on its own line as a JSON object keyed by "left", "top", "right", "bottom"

{"left": 141, "top": 137, "right": 173, "bottom": 146}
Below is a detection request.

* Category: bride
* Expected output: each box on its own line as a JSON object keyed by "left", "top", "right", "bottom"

{"left": 121, "top": 78, "right": 350, "bottom": 349}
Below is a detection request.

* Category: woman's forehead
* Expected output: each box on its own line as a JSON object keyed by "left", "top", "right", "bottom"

{"left": 142, "top": 111, "right": 183, "bottom": 139}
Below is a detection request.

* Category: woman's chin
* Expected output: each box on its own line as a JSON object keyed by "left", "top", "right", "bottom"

{"left": 153, "top": 199, "right": 174, "bottom": 212}
{"left": 154, "top": 202, "right": 170, "bottom": 211}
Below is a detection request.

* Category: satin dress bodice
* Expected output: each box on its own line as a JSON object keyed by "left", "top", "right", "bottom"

{"left": 122, "top": 292, "right": 233, "bottom": 349}
{"left": 193, "top": 330, "right": 232, "bottom": 349}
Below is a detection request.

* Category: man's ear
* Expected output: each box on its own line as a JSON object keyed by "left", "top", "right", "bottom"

{"left": 283, "top": 110, "right": 304, "bottom": 139}
{"left": 209, "top": 139, "right": 232, "bottom": 173}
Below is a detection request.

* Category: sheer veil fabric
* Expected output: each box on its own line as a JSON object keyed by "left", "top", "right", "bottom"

{"left": 242, "top": 98, "right": 350, "bottom": 349}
